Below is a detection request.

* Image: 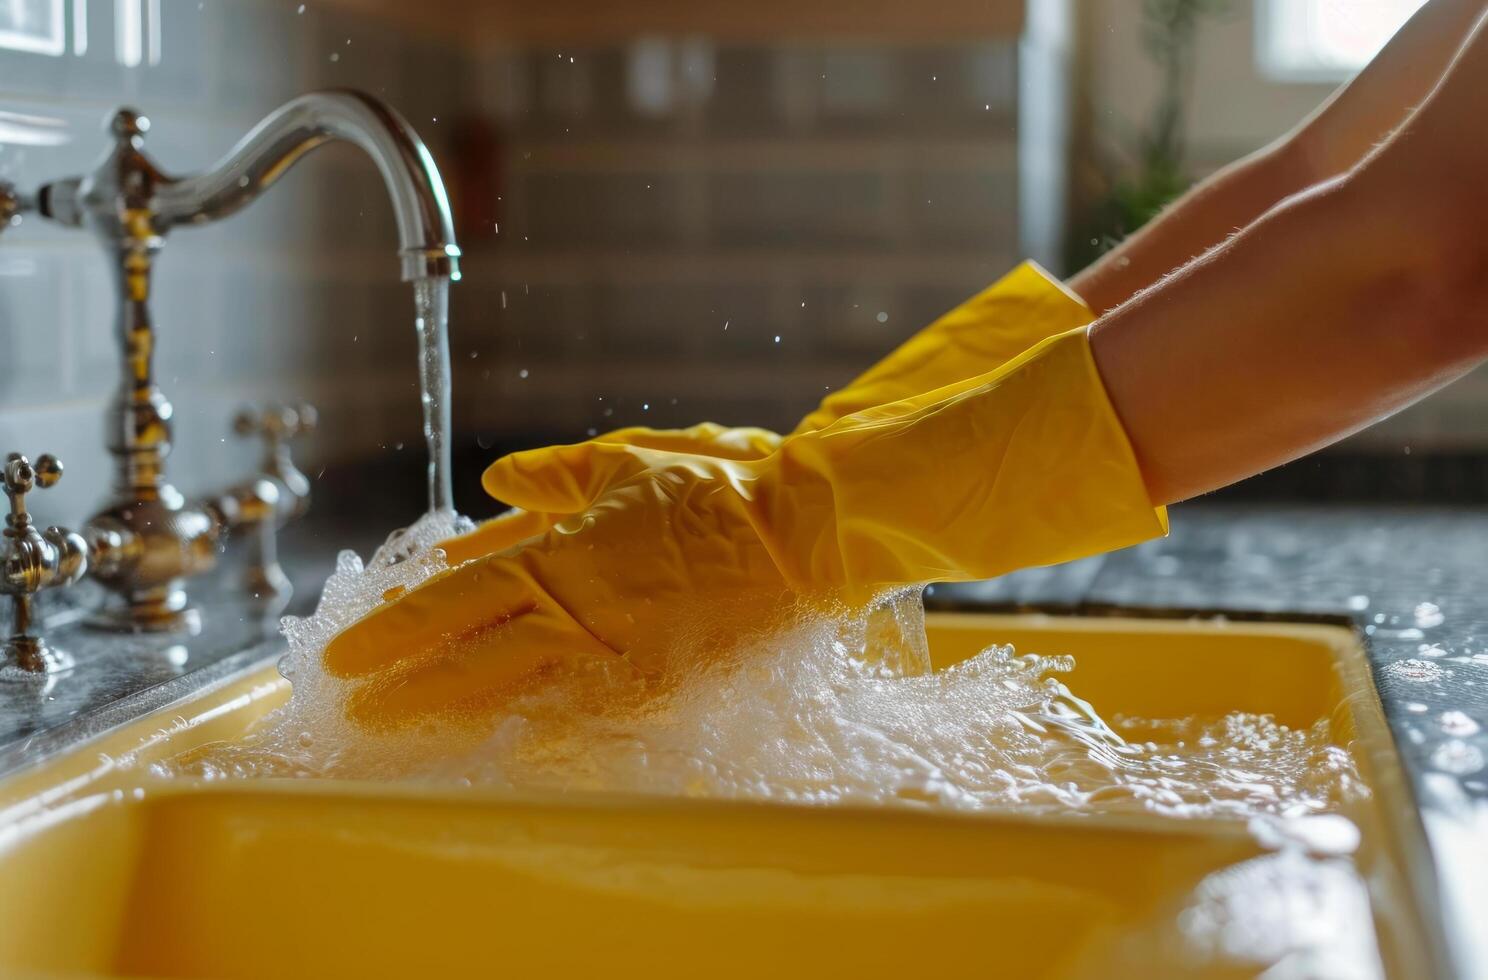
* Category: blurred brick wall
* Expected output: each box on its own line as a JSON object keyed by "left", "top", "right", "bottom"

{"left": 450, "top": 38, "right": 1032, "bottom": 450}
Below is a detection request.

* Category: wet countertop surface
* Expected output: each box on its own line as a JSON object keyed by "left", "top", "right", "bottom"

{"left": 2, "top": 502, "right": 1486, "bottom": 968}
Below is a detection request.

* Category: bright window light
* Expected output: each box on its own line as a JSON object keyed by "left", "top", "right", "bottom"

{"left": 0, "top": 0, "right": 66, "bottom": 56}
{"left": 1258, "top": 0, "right": 1427, "bottom": 81}
{"left": 114, "top": 0, "right": 140, "bottom": 66}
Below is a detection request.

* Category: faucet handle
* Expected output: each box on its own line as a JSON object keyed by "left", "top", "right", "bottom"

{"left": 6, "top": 453, "right": 66, "bottom": 529}
{"left": 0, "top": 182, "right": 29, "bottom": 233}
{"left": 3, "top": 453, "right": 88, "bottom": 674}
{"left": 233, "top": 402, "right": 315, "bottom": 521}
{"left": 223, "top": 403, "right": 316, "bottom": 611}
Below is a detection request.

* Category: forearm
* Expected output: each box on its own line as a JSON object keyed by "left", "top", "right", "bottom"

{"left": 1071, "top": 0, "right": 1487, "bottom": 313}
{"left": 1068, "top": 142, "right": 1310, "bottom": 313}
{"left": 1091, "top": 10, "right": 1488, "bottom": 508}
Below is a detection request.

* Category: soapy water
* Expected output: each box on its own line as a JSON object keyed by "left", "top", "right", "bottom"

{"left": 173, "top": 511, "right": 1367, "bottom": 824}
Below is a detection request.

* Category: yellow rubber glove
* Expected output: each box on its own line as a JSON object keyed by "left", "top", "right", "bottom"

{"left": 439, "top": 261, "right": 1093, "bottom": 564}
{"left": 438, "top": 422, "right": 782, "bottom": 564}
{"left": 325, "top": 326, "right": 1165, "bottom": 730}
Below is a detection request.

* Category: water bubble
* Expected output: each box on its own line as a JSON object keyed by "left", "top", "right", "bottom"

{"left": 876, "top": 311, "right": 889, "bottom": 323}
{"left": 1430, "top": 740, "right": 1485, "bottom": 775}
{"left": 1382, "top": 659, "right": 1446, "bottom": 684}
{"left": 518, "top": 368, "right": 529, "bottom": 379}
{"left": 1414, "top": 602, "right": 1444, "bottom": 628}
{"left": 1345, "top": 595, "right": 1369, "bottom": 611}
{"left": 1440, "top": 711, "right": 1480, "bottom": 737}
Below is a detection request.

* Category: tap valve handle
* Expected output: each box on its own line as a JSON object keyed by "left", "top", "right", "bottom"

{"left": 233, "top": 402, "right": 315, "bottom": 521}
{"left": 3, "top": 453, "right": 88, "bottom": 674}
{"left": 224, "top": 404, "right": 316, "bottom": 610}
{"left": 0, "top": 182, "right": 27, "bottom": 232}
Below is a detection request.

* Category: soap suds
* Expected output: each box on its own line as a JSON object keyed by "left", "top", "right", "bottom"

{"left": 172, "top": 512, "right": 1365, "bottom": 822}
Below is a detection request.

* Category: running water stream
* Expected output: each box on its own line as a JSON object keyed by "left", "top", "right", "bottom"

{"left": 413, "top": 277, "right": 453, "bottom": 514}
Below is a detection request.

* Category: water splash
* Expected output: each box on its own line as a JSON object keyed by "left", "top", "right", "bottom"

{"left": 413, "top": 277, "right": 453, "bottom": 514}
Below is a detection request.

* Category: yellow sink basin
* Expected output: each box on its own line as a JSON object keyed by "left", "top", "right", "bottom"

{"left": 0, "top": 613, "right": 1441, "bottom": 978}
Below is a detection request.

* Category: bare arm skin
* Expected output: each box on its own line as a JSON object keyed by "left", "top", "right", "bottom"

{"left": 1091, "top": 10, "right": 1488, "bottom": 506}
{"left": 1070, "top": 0, "right": 1487, "bottom": 313}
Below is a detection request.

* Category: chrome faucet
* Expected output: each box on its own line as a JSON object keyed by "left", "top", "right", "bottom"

{"left": 1, "top": 454, "right": 88, "bottom": 673}
{"left": 4, "top": 90, "right": 460, "bottom": 634}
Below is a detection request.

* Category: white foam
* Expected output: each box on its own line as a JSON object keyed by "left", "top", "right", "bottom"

{"left": 173, "top": 513, "right": 1366, "bottom": 823}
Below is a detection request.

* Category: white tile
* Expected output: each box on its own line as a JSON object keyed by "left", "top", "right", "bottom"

{"left": 0, "top": 249, "right": 66, "bottom": 404}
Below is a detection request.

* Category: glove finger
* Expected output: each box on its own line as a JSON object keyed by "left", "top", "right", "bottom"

{"left": 342, "top": 596, "right": 621, "bottom": 731}
{"left": 480, "top": 423, "right": 783, "bottom": 514}
{"left": 323, "top": 554, "right": 536, "bottom": 680}
{"left": 481, "top": 440, "right": 647, "bottom": 513}
{"left": 612, "top": 421, "right": 782, "bottom": 460}
{"left": 436, "top": 509, "right": 553, "bottom": 566}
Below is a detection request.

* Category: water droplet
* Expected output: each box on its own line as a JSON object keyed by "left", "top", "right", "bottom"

{"left": 876, "top": 311, "right": 889, "bottom": 323}
{"left": 1431, "top": 740, "right": 1485, "bottom": 775}
{"left": 1415, "top": 602, "right": 1444, "bottom": 628}
{"left": 1440, "top": 711, "right": 1480, "bottom": 737}
{"left": 329, "top": 52, "right": 339, "bottom": 62}
{"left": 642, "top": 403, "right": 650, "bottom": 411}
{"left": 1383, "top": 659, "right": 1447, "bottom": 683}
{"left": 774, "top": 335, "right": 781, "bottom": 343}
{"left": 518, "top": 368, "right": 529, "bottom": 379}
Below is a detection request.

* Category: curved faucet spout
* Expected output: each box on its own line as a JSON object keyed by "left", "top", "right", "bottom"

{"left": 154, "top": 90, "right": 459, "bottom": 281}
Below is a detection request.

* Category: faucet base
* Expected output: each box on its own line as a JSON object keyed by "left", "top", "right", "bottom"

{"left": 2, "top": 636, "right": 75, "bottom": 675}
{"left": 87, "top": 588, "right": 201, "bottom": 636}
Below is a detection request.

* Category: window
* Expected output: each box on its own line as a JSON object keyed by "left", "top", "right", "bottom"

{"left": 0, "top": 0, "right": 65, "bottom": 56}
{"left": 1257, "top": 0, "right": 1427, "bottom": 81}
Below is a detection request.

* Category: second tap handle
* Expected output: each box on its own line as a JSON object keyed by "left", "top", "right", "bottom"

{"left": 233, "top": 402, "right": 315, "bottom": 521}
